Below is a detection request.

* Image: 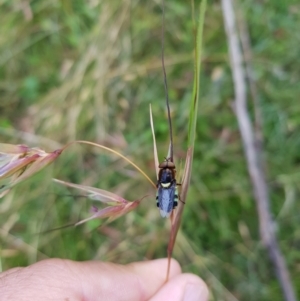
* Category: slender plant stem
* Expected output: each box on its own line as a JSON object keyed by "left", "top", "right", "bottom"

{"left": 161, "top": 0, "right": 173, "bottom": 162}
{"left": 165, "top": 0, "right": 207, "bottom": 280}
{"left": 221, "top": 0, "right": 297, "bottom": 300}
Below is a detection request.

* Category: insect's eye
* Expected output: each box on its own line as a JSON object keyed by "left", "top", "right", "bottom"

{"left": 159, "top": 161, "right": 168, "bottom": 168}
{"left": 159, "top": 161, "right": 175, "bottom": 169}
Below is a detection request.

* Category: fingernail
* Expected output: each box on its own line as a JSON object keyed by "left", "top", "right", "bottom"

{"left": 183, "top": 283, "right": 204, "bottom": 301}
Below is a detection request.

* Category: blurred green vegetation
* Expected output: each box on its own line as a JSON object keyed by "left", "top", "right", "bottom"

{"left": 1, "top": 0, "right": 300, "bottom": 300}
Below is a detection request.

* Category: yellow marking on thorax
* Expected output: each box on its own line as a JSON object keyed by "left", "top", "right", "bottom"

{"left": 161, "top": 182, "right": 171, "bottom": 188}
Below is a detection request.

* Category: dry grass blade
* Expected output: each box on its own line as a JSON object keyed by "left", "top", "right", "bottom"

{"left": 75, "top": 200, "right": 141, "bottom": 226}
{"left": 0, "top": 145, "right": 63, "bottom": 197}
{"left": 0, "top": 154, "right": 40, "bottom": 179}
{"left": 0, "top": 143, "right": 29, "bottom": 155}
{"left": 54, "top": 179, "right": 127, "bottom": 205}
{"left": 54, "top": 178, "right": 142, "bottom": 227}
{"left": 12, "top": 149, "right": 62, "bottom": 185}
{"left": 149, "top": 104, "right": 159, "bottom": 179}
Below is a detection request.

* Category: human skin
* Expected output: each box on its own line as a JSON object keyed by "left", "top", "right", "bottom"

{"left": 0, "top": 258, "right": 208, "bottom": 301}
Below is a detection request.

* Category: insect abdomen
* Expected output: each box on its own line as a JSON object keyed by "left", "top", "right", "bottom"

{"left": 156, "top": 183, "right": 178, "bottom": 218}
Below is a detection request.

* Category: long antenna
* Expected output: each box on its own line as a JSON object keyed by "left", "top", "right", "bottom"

{"left": 161, "top": 0, "right": 173, "bottom": 162}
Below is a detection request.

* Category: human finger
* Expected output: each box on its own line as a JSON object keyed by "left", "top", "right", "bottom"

{"left": 149, "top": 273, "right": 209, "bottom": 301}
{"left": 1, "top": 258, "right": 181, "bottom": 301}
{"left": 74, "top": 257, "right": 181, "bottom": 300}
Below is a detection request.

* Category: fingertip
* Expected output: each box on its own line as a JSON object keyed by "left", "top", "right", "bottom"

{"left": 182, "top": 274, "right": 209, "bottom": 301}
{"left": 149, "top": 273, "right": 209, "bottom": 301}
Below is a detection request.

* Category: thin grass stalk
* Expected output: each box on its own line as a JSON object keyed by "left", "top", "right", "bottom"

{"left": 161, "top": 0, "right": 174, "bottom": 162}
{"left": 165, "top": 0, "right": 207, "bottom": 280}
{"left": 221, "top": 0, "right": 297, "bottom": 300}
{"left": 149, "top": 105, "right": 159, "bottom": 179}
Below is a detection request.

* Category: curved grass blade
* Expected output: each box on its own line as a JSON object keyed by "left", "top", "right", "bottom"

{"left": 63, "top": 140, "right": 156, "bottom": 188}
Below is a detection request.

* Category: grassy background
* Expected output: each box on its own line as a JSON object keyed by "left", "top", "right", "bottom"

{"left": 1, "top": 0, "right": 300, "bottom": 300}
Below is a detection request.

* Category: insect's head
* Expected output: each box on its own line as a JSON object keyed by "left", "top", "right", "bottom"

{"left": 159, "top": 158, "right": 175, "bottom": 169}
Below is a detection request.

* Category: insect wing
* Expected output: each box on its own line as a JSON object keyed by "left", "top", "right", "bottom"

{"left": 157, "top": 182, "right": 176, "bottom": 218}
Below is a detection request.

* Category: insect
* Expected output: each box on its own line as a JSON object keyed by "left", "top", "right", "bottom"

{"left": 156, "top": 0, "right": 179, "bottom": 218}
{"left": 156, "top": 159, "right": 178, "bottom": 217}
